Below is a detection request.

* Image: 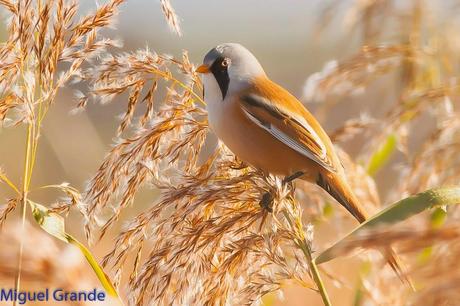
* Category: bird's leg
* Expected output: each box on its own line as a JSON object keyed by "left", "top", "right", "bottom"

{"left": 282, "top": 171, "right": 304, "bottom": 198}
{"left": 259, "top": 171, "right": 304, "bottom": 213}
{"left": 282, "top": 171, "right": 304, "bottom": 185}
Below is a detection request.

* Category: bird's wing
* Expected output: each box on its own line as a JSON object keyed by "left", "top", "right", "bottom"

{"left": 240, "top": 87, "right": 337, "bottom": 173}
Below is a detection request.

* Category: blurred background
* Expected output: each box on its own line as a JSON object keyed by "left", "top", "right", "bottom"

{"left": 1, "top": 0, "right": 460, "bottom": 305}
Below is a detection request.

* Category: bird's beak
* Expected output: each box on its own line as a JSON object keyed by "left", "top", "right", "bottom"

{"left": 196, "top": 64, "right": 210, "bottom": 74}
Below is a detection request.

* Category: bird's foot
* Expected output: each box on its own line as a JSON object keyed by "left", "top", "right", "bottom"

{"left": 259, "top": 192, "right": 274, "bottom": 213}
{"left": 259, "top": 172, "right": 303, "bottom": 213}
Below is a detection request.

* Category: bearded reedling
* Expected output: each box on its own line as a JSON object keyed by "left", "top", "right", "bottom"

{"left": 197, "top": 43, "right": 411, "bottom": 286}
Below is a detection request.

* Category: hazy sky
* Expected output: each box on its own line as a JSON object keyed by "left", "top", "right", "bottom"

{"left": 81, "top": 0, "right": 350, "bottom": 93}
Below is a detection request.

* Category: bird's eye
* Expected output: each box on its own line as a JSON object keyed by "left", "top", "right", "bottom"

{"left": 221, "top": 58, "right": 229, "bottom": 68}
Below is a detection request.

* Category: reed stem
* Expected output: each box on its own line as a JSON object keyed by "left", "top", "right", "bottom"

{"left": 282, "top": 209, "right": 332, "bottom": 306}
{"left": 14, "top": 123, "right": 33, "bottom": 306}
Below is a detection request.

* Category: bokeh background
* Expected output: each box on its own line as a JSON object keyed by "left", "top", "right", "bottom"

{"left": 1, "top": 1, "right": 459, "bottom": 305}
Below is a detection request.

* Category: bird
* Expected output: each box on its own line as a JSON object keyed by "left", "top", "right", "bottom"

{"left": 196, "top": 43, "right": 409, "bottom": 285}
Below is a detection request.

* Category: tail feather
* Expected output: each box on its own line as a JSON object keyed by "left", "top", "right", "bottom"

{"left": 316, "top": 172, "right": 368, "bottom": 222}
{"left": 316, "top": 172, "right": 414, "bottom": 290}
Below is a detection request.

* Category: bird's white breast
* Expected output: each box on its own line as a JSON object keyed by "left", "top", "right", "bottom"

{"left": 202, "top": 74, "right": 225, "bottom": 134}
{"left": 203, "top": 73, "right": 246, "bottom": 139}
{"left": 203, "top": 73, "right": 273, "bottom": 172}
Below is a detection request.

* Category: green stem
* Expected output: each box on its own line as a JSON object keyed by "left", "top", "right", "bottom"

{"left": 282, "top": 210, "right": 332, "bottom": 306}
{"left": 14, "top": 123, "right": 33, "bottom": 306}
{"left": 297, "top": 238, "right": 332, "bottom": 306}
{"left": 0, "top": 172, "right": 20, "bottom": 195}
{"left": 14, "top": 9, "right": 41, "bottom": 297}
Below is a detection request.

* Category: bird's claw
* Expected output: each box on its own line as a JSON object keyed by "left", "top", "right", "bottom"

{"left": 259, "top": 192, "right": 274, "bottom": 213}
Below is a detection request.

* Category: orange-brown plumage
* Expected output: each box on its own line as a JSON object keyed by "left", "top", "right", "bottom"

{"left": 233, "top": 75, "right": 368, "bottom": 221}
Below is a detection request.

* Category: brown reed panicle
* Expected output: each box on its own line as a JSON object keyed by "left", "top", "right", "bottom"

{"left": 303, "top": 45, "right": 460, "bottom": 200}
{"left": 0, "top": 1, "right": 125, "bottom": 294}
{"left": 48, "top": 182, "right": 84, "bottom": 215}
{"left": 0, "top": 0, "right": 125, "bottom": 127}
{"left": 0, "top": 0, "right": 189, "bottom": 225}
{"left": 82, "top": 49, "right": 205, "bottom": 240}
{"left": 1, "top": 0, "right": 457, "bottom": 304}
{"left": 101, "top": 150, "right": 316, "bottom": 305}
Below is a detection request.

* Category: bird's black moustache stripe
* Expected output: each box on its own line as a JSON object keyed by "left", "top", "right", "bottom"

{"left": 210, "top": 57, "right": 230, "bottom": 100}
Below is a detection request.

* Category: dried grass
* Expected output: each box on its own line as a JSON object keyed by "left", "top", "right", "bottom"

{"left": 0, "top": 0, "right": 125, "bottom": 127}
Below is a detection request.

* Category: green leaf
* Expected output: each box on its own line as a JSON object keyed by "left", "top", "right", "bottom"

{"left": 367, "top": 134, "right": 397, "bottom": 177}
{"left": 316, "top": 187, "right": 460, "bottom": 264}
{"left": 30, "top": 201, "right": 121, "bottom": 300}
{"left": 66, "top": 235, "right": 119, "bottom": 298}
{"left": 31, "top": 201, "right": 67, "bottom": 242}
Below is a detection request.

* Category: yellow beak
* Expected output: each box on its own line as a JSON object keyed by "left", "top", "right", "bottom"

{"left": 196, "top": 64, "right": 210, "bottom": 74}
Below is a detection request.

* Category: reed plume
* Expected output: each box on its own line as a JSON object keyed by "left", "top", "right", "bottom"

{"left": 81, "top": 46, "right": 338, "bottom": 304}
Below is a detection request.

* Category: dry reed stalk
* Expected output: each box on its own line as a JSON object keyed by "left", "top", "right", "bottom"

{"left": 0, "top": 0, "right": 125, "bottom": 302}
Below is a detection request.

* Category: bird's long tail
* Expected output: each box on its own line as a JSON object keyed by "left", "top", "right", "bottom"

{"left": 316, "top": 172, "right": 414, "bottom": 289}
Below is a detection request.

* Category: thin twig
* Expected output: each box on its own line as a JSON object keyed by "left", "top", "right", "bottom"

{"left": 0, "top": 172, "right": 20, "bottom": 195}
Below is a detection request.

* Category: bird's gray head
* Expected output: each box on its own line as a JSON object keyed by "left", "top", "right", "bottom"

{"left": 197, "top": 43, "right": 265, "bottom": 100}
